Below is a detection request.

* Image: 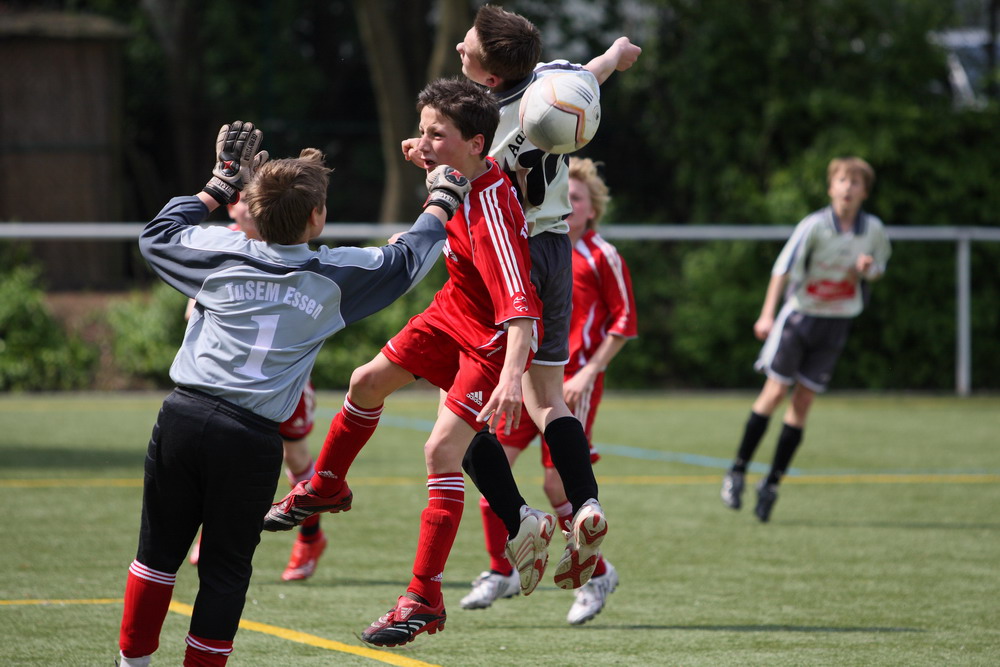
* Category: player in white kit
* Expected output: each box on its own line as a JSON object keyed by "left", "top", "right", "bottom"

{"left": 720, "top": 157, "right": 892, "bottom": 522}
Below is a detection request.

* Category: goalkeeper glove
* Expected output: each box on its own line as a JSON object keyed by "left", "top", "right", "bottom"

{"left": 423, "top": 165, "right": 471, "bottom": 219}
{"left": 203, "top": 120, "right": 269, "bottom": 205}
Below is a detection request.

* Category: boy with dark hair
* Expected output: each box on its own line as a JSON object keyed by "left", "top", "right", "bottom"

{"left": 264, "top": 78, "right": 550, "bottom": 647}
{"left": 720, "top": 156, "right": 891, "bottom": 523}
{"left": 117, "top": 122, "right": 464, "bottom": 666}
{"left": 434, "top": 3, "right": 640, "bottom": 592}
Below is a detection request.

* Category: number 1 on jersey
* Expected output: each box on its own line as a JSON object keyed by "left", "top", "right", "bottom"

{"left": 234, "top": 314, "right": 279, "bottom": 379}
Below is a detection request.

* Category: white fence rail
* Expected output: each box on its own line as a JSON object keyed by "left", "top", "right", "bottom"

{"left": 4, "top": 222, "right": 999, "bottom": 396}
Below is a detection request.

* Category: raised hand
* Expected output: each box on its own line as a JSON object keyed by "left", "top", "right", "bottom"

{"left": 203, "top": 120, "right": 269, "bottom": 205}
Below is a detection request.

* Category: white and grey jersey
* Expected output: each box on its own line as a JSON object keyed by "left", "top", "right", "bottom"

{"left": 773, "top": 206, "right": 891, "bottom": 318}
{"left": 491, "top": 60, "right": 599, "bottom": 236}
{"left": 140, "top": 196, "right": 445, "bottom": 422}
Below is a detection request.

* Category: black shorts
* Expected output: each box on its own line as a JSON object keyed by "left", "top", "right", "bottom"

{"left": 528, "top": 231, "right": 572, "bottom": 365}
{"left": 755, "top": 309, "right": 852, "bottom": 392}
{"left": 136, "top": 387, "right": 282, "bottom": 640}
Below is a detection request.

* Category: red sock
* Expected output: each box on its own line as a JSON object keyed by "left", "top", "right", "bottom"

{"left": 480, "top": 497, "right": 512, "bottom": 574}
{"left": 311, "top": 396, "right": 382, "bottom": 496}
{"left": 119, "top": 560, "right": 175, "bottom": 658}
{"left": 183, "top": 634, "right": 232, "bottom": 666}
{"left": 409, "top": 473, "right": 464, "bottom": 605}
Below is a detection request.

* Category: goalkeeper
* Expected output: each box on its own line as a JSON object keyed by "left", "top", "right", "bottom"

{"left": 117, "top": 121, "right": 458, "bottom": 667}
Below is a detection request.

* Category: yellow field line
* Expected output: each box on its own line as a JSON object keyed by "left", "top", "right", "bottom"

{"left": 2, "top": 473, "right": 998, "bottom": 489}
{"left": 0, "top": 598, "right": 440, "bottom": 667}
{"left": 0, "top": 598, "right": 123, "bottom": 606}
{"left": 170, "top": 602, "right": 440, "bottom": 667}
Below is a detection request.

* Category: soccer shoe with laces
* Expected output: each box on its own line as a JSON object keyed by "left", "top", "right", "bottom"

{"left": 755, "top": 479, "right": 779, "bottom": 522}
{"left": 459, "top": 570, "right": 521, "bottom": 609}
{"left": 263, "top": 480, "right": 352, "bottom": 532}
{"left": 553, "top": 498, "right": 608, "bottom": 590}
{"left": 360, "top": 594, "right": 446, "bottom": 647}
{"left": 720, "top": 470, "right": 745, "bottom": 509}
{"left": 504, "top": 505, "right": 557, "bottom": 596}
{"left": 567, "top": 561, "right": 619, "bottom": 625}
{"left": 281, "top": 534, "right": 327, "bottom": 581}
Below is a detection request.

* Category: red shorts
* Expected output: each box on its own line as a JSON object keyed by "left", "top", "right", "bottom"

{"left": 495, "top": 373, "right": 604, "bottom": 467}
{"left": 278, "top": 381, "right": 316, "bottom": 441}
{"left": 383, "top": 314, "right": 531, "bottom": 430}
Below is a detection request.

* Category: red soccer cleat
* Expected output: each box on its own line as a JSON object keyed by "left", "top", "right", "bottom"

{"left": 263, "top": 480, "right": 352, "bottom": 532}
{"left": 360, "top": 594, "right": 446, "bottom": 647}
{"left": 281, "top": 534, "right": 328, "bottom": 581}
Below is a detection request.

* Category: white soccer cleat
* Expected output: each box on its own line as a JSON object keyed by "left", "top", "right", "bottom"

{"left": 553, "top": 498, "right": 608, "bottom": 590}
{"left": 459, "top": 570, "right": 521, "bottom": 609}
{"left": 567, "top": 561, "right": 619, "bottom": 625}
{"left": 116, "top": 652, "right": 151, "bottom": 667}
{"left": 504, "top": 505, "right": 556, "bottom": 596}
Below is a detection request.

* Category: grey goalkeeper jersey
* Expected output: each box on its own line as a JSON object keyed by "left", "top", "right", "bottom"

{"left": 140, "top": 196, "right": 445, "bottom": 422}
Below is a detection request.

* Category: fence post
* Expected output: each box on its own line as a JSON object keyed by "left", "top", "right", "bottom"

{"left": 956, "top": 232, "right": 971, "bottom": 396}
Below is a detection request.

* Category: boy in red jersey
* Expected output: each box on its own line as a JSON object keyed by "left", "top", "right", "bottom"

{"left": 460, "top": 157, "right": 637, "bottom": 624}
{"left": 264, "top": 78, "right": 555, "bottom": 647}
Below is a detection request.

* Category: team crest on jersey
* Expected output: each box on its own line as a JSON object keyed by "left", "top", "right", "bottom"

{"left": 513, "top": 295, "right": 529, "bottom": 312}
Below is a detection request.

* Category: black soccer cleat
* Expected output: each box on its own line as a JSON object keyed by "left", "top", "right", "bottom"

{"left": 720, "top": 470, "right": 745, "bottom": 510}
{"left": 754, "top": 479, "right": 779, "bottom": 522}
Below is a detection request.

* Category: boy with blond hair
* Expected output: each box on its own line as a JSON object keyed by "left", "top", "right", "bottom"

{"left": 721, "top": 157, "right": 892, "bottom": 522}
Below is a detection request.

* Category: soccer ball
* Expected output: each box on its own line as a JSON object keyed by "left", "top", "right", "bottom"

{"left": 518, "top": 72, "right": 601, "bottom": 154}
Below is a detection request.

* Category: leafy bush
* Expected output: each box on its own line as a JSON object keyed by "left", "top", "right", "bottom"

{"left": 106, "top": 282, "right": 189, "bottom": 386}
{"left": 0, "top": 266, "right": 98, "bottom": 391}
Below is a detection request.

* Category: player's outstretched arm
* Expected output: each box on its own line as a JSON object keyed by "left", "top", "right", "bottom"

{"left": 585, "top": 37, "right": 642, "bottom": 84}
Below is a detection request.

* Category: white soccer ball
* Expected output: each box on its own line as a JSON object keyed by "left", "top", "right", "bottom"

{"left": 518, "top": 72, "right": 601, "bottom": 154}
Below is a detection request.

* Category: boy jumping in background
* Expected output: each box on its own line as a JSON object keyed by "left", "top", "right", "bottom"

{"left": 720, "top": 157, "right": 892, "bottom": 522}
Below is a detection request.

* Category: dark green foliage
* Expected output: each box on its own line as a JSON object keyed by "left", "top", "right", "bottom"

{"left": 106, "top": 282, "right": 190, "bottom": 385}
{"left": 0, "top": 266, "right": 98, "bottom": 391}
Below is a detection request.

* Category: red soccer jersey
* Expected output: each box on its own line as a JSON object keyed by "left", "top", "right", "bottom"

{"left": 567, "top": 229, "right": 638, "bottom": 375}
{"left": 420, "top": 158, "right": 542, "bottom": 351}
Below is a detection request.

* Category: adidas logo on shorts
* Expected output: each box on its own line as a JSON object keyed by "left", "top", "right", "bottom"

{"left": 466, "top": 391, "right": 483, "bottom": 406}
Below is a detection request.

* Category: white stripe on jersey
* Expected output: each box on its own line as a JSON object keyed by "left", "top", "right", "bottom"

{"left": 592, "top": 233, "right": 633, "bottom": 321}
{"left": 129, "top": 560, "right": 176, "bottom": 586}
{"left": 479, "top": 184, "right": 526, "bottom": 298}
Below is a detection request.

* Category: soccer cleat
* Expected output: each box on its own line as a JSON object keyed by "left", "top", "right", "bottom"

{"left": 755, "top": 479, "right": 779, "bottom": 523}
{"left": 459, "top": 570, "right": 521, "bottom": 610}
{"left": 566, "top": 561, "right": 619, "bottom": 625}
{"left": 281, "top": 534, "right": 327, "bottom": 581}
{"left": 263, "top": 480, "right": 352, "bottom": 532}
{"left": 553, "top": 498, "right": 608, "bottom": 590}
{"left": 504, "top": 505, "right": 557, "bottom": 596}
{"left": 360, "top": 594, "right": 446, "bottom": 647}
{"left": 721, "top": 470, "right": 745, "bottom": 510}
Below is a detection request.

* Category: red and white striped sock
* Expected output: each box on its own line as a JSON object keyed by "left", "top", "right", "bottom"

{"left": 183, "top": 633, "right": 233, "bottom": 666}
{"left": 409, "top": 473, "right": 465, "bottom": 605}
{"left": 119, "top": 560, "right": 175, "bottom": 659}
{"left": 311, "top": 396, "right": 382, "bottom": 496}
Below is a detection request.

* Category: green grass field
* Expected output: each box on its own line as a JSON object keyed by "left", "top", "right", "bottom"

{"left": 1, "top": 390, "right": 998, "bottom": 666}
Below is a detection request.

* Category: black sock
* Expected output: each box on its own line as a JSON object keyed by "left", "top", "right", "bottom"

{"left": 462, "top": 428, "right": 525, "bottom": 536}
{"left": 733, "top": 411, "right": 770, "bottom": 473}
{"left": 544, "top": 416, "right": 599, "bottom": 512}
{"left": 766, "top": 423, "right": 803, "bottom": 485}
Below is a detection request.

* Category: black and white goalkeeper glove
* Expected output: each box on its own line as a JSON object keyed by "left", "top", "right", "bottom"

{"left": 203, "top": 120, "right": 269, "bottom": 205}
{"left": 423, "top": 165, "right": 471, "bottom": 219}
